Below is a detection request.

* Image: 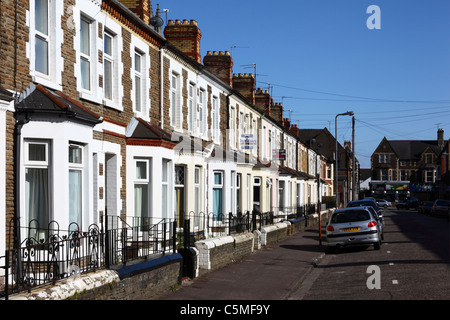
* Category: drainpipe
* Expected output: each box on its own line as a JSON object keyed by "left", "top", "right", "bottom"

{"left": 13, "top": 110, "right": 29, "bottom": 284}
{"left": 160, "top": 46, "right": 165, "bottom": 128}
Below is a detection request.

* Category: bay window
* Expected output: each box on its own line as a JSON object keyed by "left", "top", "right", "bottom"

{"left": 212, "top": 171, "right": 223, "bottom": 221}
{"left": 25, "top": 141, "right": 51, "bottom": 235}
{"left": 134, "top": 159, "right": 150, "bottom": 224}
{"left": 162, "top": 159, "right": 170, "bottom": 219}
{"left": 194, "top": 167, "right": 201, "bottom": 228}
{"left": 69, "top": 144, "right": 83, "bottom": 229}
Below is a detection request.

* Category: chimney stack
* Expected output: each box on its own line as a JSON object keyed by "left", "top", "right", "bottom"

{"left": 290, "top": 124, "right": 299, "bottom": 137}
{"left": 232, "top": 73, "right": 255, "bottom": 105}
{"left": 203, "top": 51, "right": 233, "bottom": 86}
{"left": 119, "top": 0, "right": 153, "bottom": 25}
{"left": 164, "top": 19, "right": 202, "bottom": 64}
{"left": 255, "top": 88, "right": 272, "bottom": 114}
{"left": 438, "top": 128, "right": 444, "bottom": 148}
{"left": 270, "top": 103, "right": 284, "bottom": 124}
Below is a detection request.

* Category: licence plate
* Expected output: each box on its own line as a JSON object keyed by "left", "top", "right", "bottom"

{"left": 342, "top": 227, "right": 360, "bottom": 232}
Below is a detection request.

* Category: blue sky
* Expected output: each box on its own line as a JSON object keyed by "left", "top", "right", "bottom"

{"left": 157, "top": 0, "right": 450, "bottom": 168}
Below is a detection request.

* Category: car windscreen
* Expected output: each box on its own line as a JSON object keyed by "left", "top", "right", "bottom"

{"left": 331, "top": 210, "right": 371, "bottom": 224}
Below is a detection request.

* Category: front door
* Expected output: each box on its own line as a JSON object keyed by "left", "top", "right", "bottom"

{"left": 174, "top": 165, "right": 185, "bottom": 228}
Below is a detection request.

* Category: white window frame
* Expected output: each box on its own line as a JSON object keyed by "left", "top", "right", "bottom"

{"left": 231, "top": 171, "right": 236, "bottom": 215}
{"left": 161, "top": 159, "right": 170, "bottom": 219}
{"left": 230, "top": 107, "right": 236, "bottom": 148}
{"left": 130, "top": 34, "right": 150, "bottom": 120}
{"left": 212, "top": 96, "right": 219, "bottom": 141}
{"left": 212, "top": 171, "right": 224, "bottom": 221}
{"left": 236, "top": 173, "right": 241, "bottom": 213}
{"left": 134, "top": 50, "right": 143, "bottom": 113}
{"left": 102, "top": 19, "right": 123, "bottom": 111}
{"left": 80, "top": 15, "right": 93, "bottom": 93}
{"left": 68, "top": 143, "right": 84, "bottom": 229}
{"left": 246, "top": 174, "right": 251, "bottom": 212}
{"left": 24, "top": 140, "right": 52, "bottom": 232}
{"left": 171, "top": 73, "right": 180, "bottom": 127}
{"left": 34, "top": 0, "right": 50, "bottom": 77}
{"left": 28, "top": 0, "right": 64, "bottom": 91}
{"left": 198, "top": 88, "right": 206, "bottom": 135}
{"left": 103, "top": 31, "right": 114, "bottom": 102}
{"left": 194, "top": 166, "right": 201, "bottom": 218}
{"left": 134, "top": 158, "right": 151, "bottom": 220}
{"left": 188, "top": 83, "right": 195, "bottom": 132}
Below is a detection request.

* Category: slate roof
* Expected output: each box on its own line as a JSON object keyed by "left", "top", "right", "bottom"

{"left": 126, "top": 117, "right": 178, "bottom": 149}
{"left": 388, "top": 140, "right": 441, "bottom": 160}
{"left": 16, "top": 84, "right": 102, "bottom": 125}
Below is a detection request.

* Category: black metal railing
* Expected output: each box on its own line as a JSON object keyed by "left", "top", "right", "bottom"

{"left": 1, "top": 203, "right": 325, "bottom": 298}
{"left": 183, "top": 210, "right": 274, "bottom": 244}
{"left": 1, "top": 220, "right": 103, "bottom": 298}
{"left": 273, "top": 204, "right": 316, "bottom": 220}
{"left": 104, "top": 216, "right": 176, "bottom": 266}
{"left": 1, "top": 216, "right": 177, "bottom": 299}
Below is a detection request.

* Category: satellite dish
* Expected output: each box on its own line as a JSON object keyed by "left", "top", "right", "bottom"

{"left": 150, "top": 16, "right": 164, "bottom": 28}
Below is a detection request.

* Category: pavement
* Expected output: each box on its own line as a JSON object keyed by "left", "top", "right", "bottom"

{"left": 155, "top": 223, "right": 328, "bottom": 300}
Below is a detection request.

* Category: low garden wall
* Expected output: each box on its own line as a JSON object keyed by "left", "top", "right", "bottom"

{"left": 7, "top": 209, "right": 334, "bottom": 300}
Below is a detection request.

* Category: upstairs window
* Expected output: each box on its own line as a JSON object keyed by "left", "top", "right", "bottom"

{"left": 211, "top": 96, "right": 218, "bottom": 140}
{"left": 29, "top": 0, "right": 63, "bottom": 90}
{"left": 198, "top": 89, "right": 206, "bottom": 134}
{"left": 188, "top": 84, "right": 195, "bottom": 132}
{"left": 80, "top": 16, "right": 92, "bottom": 91}
{"left": 134, "top": 50, "right": 143, "bottom": 113}
{"left": 103, "top": 31, "right": 114, "bottom": 101}
{"left": 35, "top": 0, "right": 49, "bottom": 75}
{"left": 379, "top": 154, "right": 389, "bottom": 164}
{"left": 171, "top": 73, "right": 180, "bottom": 127}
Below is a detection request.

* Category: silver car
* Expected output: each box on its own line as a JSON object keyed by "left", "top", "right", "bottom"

{"left": 326, "top": 207, "right": 382, "bottom": 252}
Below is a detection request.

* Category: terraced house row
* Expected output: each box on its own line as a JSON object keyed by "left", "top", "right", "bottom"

{"left": 0, "top": 0, "right": 356, "bottom": 271}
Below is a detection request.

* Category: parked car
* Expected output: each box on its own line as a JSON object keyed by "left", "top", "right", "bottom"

{"left": 326, "top": 207, "right": 382, "bottom": 252}
{"left": 347, "top": 199, "right": 381, "bottom": 215}
{"left": 376, "top": 199, "right": 391, "bottom": 208}
{"left": 365, "top": 206, "right": 383, "bottom": 239}
{"left": 418, "top": 201, "right": 434, "bottom": 215}
{"left": 396, "top": 197, "right": 419, "bottom": 210}
{"left": 430, "top": 199, "right": 450, "bottom": 218}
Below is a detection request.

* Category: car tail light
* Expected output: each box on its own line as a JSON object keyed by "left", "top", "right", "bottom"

{"left": 326, "top": 225, "right": 335, "bottom": 231}
{"left": 368, "top": 221, "right": 377, "bottom": 228}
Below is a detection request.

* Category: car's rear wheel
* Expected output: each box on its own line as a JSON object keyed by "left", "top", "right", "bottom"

{"left": 374, "top": 241, "right": 381, "bottom": 250}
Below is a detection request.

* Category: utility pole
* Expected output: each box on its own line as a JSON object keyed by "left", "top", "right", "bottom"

{"left": 352, "top": 116, "right": 356, "bottom": 201}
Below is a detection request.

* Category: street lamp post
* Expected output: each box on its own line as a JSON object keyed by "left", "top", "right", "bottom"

{"left": 335, "top": 111, "right": 354, "bottom": 209}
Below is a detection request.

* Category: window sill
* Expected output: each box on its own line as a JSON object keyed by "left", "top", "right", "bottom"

{"left": 32, "top": 75, "right": 62, "bottom": 92}
{"left": 79, "top": 91, "right": 102, "bottom": 105}
{"left": 103, "top": 98, "right": 123, "bottom": 112}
